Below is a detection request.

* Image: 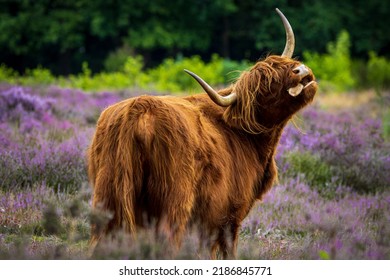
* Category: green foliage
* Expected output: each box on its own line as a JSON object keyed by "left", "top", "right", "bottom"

{"left": 1, "top": 45, "right": 388, "bottom": 94}
{"left": 0, "top": 64, "right": 55, "bottom": 87}
{"left": 123, "top": 55, "right": 144, "bottom": 81}
{"left": 145, "top": 55, "right": 225, "bottom": 92}
{"left": 284, "top": 151, "right": 338, "bottom": 195}
{"left": 0, "top": 64, "right": 18, "bottom": 83}
{"left": 63, "top": 57, "right": 146, "bottom": 91}
{"left": 367, "top": 52, "right": 390, "bottom": 96}
{"left": 221, "top": 59, "right": 251, "bottom": 83}
{"left": 383, "top": 109, "right": 390, "bottom": 141}
{"left": 0, "top": 54, "right": 252, "bottom": 93}
{"left": 303, "top": 31, "right": 356, "bottom": 92}
{"left": 103, "top": 45, "right": 135, "bottom": 72}
{"left": 318, "top": 250, "right": 331, "bottom": 260}
{"left": 22, "top": 67, "right": 56, "bottom": 86}
{"left": 97, "top": 55, "right": 145, "bottom": 90}
{"left": 66, "top": 62, "right": 94, "bottom": 91}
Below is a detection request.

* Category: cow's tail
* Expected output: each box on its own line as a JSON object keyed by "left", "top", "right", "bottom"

{"left": 89, "top": 102, "right": 140, "bottom": 247}
{"left": 112, "top": 101, "right": 148, "bottom": 238}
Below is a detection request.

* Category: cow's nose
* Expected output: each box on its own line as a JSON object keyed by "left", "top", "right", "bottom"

{"left": 292, "top": 64, "right": 309, "bottom": 78}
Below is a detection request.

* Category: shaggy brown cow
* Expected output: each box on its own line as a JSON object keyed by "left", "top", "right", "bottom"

{"left": 88, "top": 8, "right": 317, "bottom": 259}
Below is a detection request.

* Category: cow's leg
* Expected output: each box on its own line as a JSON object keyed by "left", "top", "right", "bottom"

{"left": 210, "top": 224, "right": 240, "bottom": 259}
{"left": 230, "top": 223, "right": 240, "bottom": 259}
{"left": 210, "top": 237, "right": 220, "bottom": 259}
{"left": 169, "top": 186, "right": 194, "bottom": 250}
{"left": 210, "top": 227, "right": 229, "bottom": 259}
{"left": 90, "top": 167, "right": 120, "bottom": 246}
{"left": 198, "top": 227, "right": 214, "bottom": 258}
{"left": 153, "top": 178, "right": 195, "bottom": 255}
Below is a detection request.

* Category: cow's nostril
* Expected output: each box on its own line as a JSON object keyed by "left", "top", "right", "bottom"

{"left": 293, "top": 64, "right": 309, "bottom": 78}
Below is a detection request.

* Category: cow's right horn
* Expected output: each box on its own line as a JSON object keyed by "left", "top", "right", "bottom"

{"left": 184, "top": 69, "right": 237, "bottom": 107}
{"left": 276, "top": 8, "right": 295, "bottom": 58}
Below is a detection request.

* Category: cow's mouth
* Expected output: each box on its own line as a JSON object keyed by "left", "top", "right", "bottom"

{"left": 301, "top": 75, "right": 316, "bottom": 89}
{"left": 288, "top": 73, "right": 316, "bottom": 96}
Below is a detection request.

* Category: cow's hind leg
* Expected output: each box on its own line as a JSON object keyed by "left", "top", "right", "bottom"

{"left": 158, "top": 179, "right": 195, "bottom": 254}
{"left": 210, "top": 228, "right": 229, "bottom": 259}
{"left": 230, "top": 223, "right": 240, "bottom": 259}
{"left": 146, "top": 158, "right": 195, "bottom": 256}
{"left": 210, "top": 224, "right": 239, "bottom": 259}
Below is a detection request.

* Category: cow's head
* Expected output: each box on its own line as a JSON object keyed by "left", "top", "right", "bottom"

{"left": 185, "top": 8, "right": 317, "bottom": 133}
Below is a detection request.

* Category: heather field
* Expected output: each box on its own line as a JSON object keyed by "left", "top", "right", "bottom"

{"left": 0, "top": 84, "right": 389, "bottom": 259}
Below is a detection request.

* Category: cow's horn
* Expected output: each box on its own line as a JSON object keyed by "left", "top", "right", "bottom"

{"left": 276, "top": 8, "right": 295, "bottom": 58}
{"left": 184, "top": 69, "right": 237, "bottom": 107}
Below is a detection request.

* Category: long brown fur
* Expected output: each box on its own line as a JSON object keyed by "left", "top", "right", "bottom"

{"left": 88, "top": 55, "right": 317, "bottom": 259}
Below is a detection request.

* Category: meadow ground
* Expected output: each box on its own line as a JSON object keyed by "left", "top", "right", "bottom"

{"left": 0, "top": 84, "right": 389, "bottom": 259}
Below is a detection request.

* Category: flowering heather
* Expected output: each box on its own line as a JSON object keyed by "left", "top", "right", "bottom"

{"left": 0, "top": 85, "right": 121, "bottom": 189}
{"left": 0, "top": 86, "right": 53, "bottom": 122}
{"left": 0, "top": 84, "right": 389, "bottom": 259}
{"left": 240, "top": 180, "right": 390, "bottom": 259}
{"left": 0, "top": 184, "right": 91, "bottom": 259}
{"left": 277, "top": 106, "right": 390, "bottom": 192}
{"left": 41, "top": 86, "right": 121, "bottom": 125}
{"left": 0, "top": 185, "right": 48, "bottom": 232}
{"left": 1, "top": 181, "right": 388, "bottom": 260}
{"left": 0, "top": 84, "right": 164, "bottom": 190}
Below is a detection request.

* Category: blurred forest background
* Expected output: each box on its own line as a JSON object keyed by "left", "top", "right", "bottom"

{"left": 1, "top": 0, "right": 389, "bottom": 74}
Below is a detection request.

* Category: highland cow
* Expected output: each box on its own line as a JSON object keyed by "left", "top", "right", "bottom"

{"left": 88, "top": 8, "right": 318, "bottom": 259}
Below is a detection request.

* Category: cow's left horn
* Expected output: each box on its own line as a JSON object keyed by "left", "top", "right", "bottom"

{"left": 184, "top": 69, "right": 237, "bottom": 107}
{"left": 276, "top": 8, "right": 295, "bottom": 58}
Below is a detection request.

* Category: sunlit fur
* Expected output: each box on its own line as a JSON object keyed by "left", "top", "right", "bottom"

{"left": 88, "top": 55, "right": 317, "bottom": 259}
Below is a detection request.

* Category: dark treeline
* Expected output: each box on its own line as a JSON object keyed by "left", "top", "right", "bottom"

{"left": 1, "top": 0, "right": 389, "bottom": 75}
